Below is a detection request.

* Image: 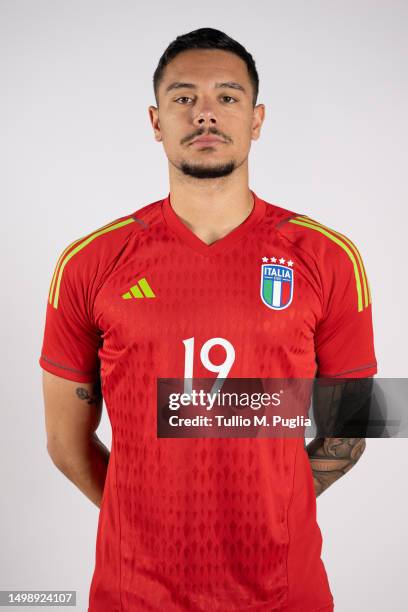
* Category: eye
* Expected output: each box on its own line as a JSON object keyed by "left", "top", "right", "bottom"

{"left": 221, "top": 95, "right": 237, "bottom": 104}
{"left": 175, "top": 96, "right": 193, "bottom": 104}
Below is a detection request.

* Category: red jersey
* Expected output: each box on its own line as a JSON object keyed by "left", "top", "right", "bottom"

{"left": 39, "top": 191, "right": 377, "bottom": 611}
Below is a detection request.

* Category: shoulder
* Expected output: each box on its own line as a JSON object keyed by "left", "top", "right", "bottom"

{"left": 56, "top": 198, "right": 163, "bottom": 266}
{"left": 276, "top": 211, "right": 371, "bottom": 312}
{"left": 261, "top": 196, "right": 364, "bottom": 263}
{"left": 47, "top": 198, "right": 164, "bottom": 308}
{"left": 276, "top": 210, "right": 366, "bottom": 267}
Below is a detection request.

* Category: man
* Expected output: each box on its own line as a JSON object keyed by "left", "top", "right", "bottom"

{"left": 39, "top": 28, "right": 377, "bottom": 611}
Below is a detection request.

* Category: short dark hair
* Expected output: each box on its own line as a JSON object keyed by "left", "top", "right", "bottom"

{"left": 153, "top": 27, "right": 259, "bottom": 106}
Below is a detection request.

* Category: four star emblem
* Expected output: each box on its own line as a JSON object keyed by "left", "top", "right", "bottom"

{"left": 261, "top": 256, "right": 295, "bottom": 266}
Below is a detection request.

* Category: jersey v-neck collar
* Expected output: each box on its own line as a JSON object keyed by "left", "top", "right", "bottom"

{"left": 161, "top": 190, "right": 266, "bottom": 257}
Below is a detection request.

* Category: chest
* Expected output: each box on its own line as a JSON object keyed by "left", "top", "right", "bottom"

{"left": 94, "top": 240, "right": 322, "bottom": 377}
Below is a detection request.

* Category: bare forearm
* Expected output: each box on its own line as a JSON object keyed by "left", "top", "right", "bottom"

{"left": 306, "top": 437, "right": 366, "bottom": 497}
{"left": 49, "top": 434, "right": 110, "bottom": 508}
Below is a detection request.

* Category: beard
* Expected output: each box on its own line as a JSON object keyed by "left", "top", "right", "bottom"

{"left": 179, "top": 159, "right": 236, "bottom": 179}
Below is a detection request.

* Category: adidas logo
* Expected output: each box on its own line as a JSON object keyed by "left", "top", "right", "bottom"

{"left": 121, "top": 277, "right": 156, "bottom": 299}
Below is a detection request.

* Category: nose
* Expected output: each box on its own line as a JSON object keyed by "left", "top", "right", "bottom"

{"left": 193, "top": 104, "right": 217, "bottom": 128}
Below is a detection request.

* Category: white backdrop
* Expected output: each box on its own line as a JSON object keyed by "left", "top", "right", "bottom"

{"left": 1, "top": 0, "right": 407, "bottom": 610}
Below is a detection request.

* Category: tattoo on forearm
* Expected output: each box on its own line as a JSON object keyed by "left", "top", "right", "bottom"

{"left": 307, "top": 377, "right": 373, "bottom": 496}
{"left": 306, "top": 437, "right": 366, "bottom": 497}
{"left": 75, "top": 379, "right": 102, "bottom": 405}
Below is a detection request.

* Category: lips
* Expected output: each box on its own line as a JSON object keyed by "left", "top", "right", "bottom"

{"left": 190, "top": 136, "right": 225, "bottom": 145}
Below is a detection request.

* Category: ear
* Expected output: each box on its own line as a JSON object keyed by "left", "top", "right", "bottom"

{"left": 148, "top": 106, "right": 162, "bottom": 142}
{"left": 251, "top": 104, "right": 265, "bottom": 141}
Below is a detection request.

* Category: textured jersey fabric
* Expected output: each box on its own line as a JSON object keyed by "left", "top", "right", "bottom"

{"left": 39, "top": 191, "right": 377, "bottom": 611}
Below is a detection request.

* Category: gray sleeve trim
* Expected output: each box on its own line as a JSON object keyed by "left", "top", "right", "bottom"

{"left": 40, "top": 354, "right": 99, "bottom": 376}
{"left": 318, "top": 363, "right": 377, "bottom": 377}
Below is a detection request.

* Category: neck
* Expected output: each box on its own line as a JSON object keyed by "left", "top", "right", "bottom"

{"left": 167, "top": 161, "right": 254, "bottom": 245}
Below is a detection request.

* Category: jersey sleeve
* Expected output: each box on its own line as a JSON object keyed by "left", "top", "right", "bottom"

{"left": 38, "top": 242, "right": 102, "bottom": 383}
{"left": 314, "top": 235, "right": 377, "bottom": 379}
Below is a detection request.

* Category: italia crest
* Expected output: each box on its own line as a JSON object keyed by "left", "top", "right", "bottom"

{"left": 260, "top": 256, "right": 294, "bottom": 310}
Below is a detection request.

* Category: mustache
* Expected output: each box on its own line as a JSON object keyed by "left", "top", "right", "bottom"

{"left": 181, "top": 128, "right": 232, "bottom": 145}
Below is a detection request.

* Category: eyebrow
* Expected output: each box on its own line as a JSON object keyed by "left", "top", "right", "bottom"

{"left": 165, "top": 81, "right": 246, "bottom": 94}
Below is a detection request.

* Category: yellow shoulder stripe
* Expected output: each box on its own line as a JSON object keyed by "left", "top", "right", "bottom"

{"left": 50, "top": 217, "right": 135, "bottom": 309}
{"left": 288, "top": 216, "right": 370, "bottom": 312}
{"left": 298, "top": 216, "right": 370, "bottom": 306}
